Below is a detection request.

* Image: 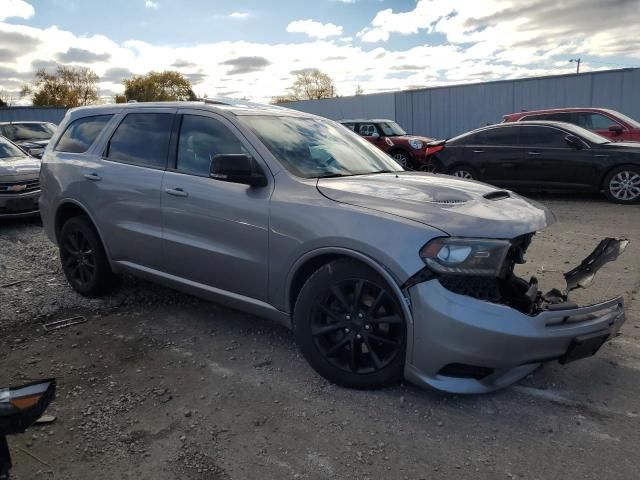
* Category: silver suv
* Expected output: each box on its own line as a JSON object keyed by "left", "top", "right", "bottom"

{"left": 39, "top": 100, "right": 627, "bottom": 394}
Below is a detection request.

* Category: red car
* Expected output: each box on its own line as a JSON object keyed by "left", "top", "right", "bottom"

{"left": 502, "top": 108, "right": 640, "bottom": 142}
{"left": 340, "top": 119, "right": 435, "bottom": 170}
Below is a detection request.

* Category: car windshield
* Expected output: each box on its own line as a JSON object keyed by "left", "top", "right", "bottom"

{"left": 3, "top": 123, "right": 56, "bottom": 141}
{"left": 0, "top": 138, "right": 27, "bottom": 159}
{"left": 379, "top": 121, "right": 406, "bottom": 136}
{"left": 239, "top": 115, "right": 403, "bottom": 178}
{"left": 605, "top": 110, "right": 640, "bottom": 129}
{"left": 561, "top": 123, "right": 611, "bottom": 144}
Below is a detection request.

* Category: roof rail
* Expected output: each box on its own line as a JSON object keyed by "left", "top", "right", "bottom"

{"left": 202, "top": 97, "right": 287, "bottom": 110}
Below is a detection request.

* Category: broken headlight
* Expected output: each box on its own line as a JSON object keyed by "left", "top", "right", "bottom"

{"left": 420, "top": 237, "right": 511, "bottom": 276}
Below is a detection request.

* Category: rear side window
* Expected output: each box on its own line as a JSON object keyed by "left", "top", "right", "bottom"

{"left": 475, "top": 127, "right": 519, "bottom": 146}
{"left": 55, "top": 115, "right": 112, "bottom": 153}
{"left": 358, "top": 123, "right": 378, "bottom": 136}
{"left": 176, "top": 115, "right": 248, "bottom": 177}
{"left": 106, "top": 113, "right": 173, "bottom": 168}
{"left": 341, "top": 123, "right": 356, "bottom": 131}
{"left": 520, "top": 126, "right": 569, "bottom": 148}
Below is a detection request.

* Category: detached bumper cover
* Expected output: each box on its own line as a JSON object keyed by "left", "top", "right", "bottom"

{"left": 405, "top": 279, "right": 625, "bottom": 394}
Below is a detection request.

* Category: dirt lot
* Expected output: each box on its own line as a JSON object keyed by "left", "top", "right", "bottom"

{"left": 1, "top": 194, "right": 639, "bottom": 480}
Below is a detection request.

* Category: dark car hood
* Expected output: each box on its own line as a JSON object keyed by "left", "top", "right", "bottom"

{"left": 14, "top": 139, "right": 49, "bottom": 149}
{"left": 0, "top": 156, "right": 41, "bottom": 177}
{"left": 317, "top": 172, "right": 555, "bottom": 238}
{"left": 599, "top": 142, "right": 640, "bottom": 151}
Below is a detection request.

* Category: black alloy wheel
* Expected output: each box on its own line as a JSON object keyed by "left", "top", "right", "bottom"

{"left": 294, "top": 259, "right": 406, "bottom": 389}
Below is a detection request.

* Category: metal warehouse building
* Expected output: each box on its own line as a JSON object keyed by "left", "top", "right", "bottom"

{"left": 286, "top": 68, "right": 640, "bottom": 139}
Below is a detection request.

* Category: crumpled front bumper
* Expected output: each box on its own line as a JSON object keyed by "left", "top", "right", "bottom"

{"left": 404, "top": 280, "right": 625, "bottom": 394}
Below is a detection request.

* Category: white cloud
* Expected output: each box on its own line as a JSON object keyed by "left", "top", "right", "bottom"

{"left": 144, "top": 0, "right": 158, "bottom": 9}
{"left": 0, "top": 0, "right": 34, "bottom": 21}
{"left": 229, "top": 12, "right": 249, "bottom": 19}
{"left": 286, "top": 19, "right": 343, "bottom": 39}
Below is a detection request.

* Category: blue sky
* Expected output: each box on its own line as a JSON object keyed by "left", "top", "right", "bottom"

{"left": 1, "top": 0, "right": 639, "bottom": 103}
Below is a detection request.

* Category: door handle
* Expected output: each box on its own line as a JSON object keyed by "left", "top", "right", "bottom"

{"left": 594, "top": 154, "right": 609, "bottom": 158}
{"left": 527, "top": 151, "right": 541, "bottom": 156}
{"left": 83, "top": 173, "right": 101, "bottom": 181}
{"left": 165, "top": 187, "right": 189, "bottom": 197}
{"left": 473, "top": 150, "right": 485, "bottom": 153}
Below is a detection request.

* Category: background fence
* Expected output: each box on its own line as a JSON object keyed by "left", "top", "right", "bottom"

{"left": 0, "top": 106, "right": 68, "bottom": 124}
{"left": 286, "top": 68, "right": 640, "bottom": 139}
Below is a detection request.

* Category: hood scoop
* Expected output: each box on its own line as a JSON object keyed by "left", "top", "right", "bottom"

{"left": 483, "top": 190, "right": 511, "bottom": 201}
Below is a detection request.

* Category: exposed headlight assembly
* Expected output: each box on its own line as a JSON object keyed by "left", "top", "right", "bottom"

{"left": 420, "top": 237, "right": 511, "bottom": 276}
{"left": 408, "top": 139, "right": 423, "bottom": 149}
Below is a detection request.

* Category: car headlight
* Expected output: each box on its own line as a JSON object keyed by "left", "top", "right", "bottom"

{"left": 420, "top": 237, "right": 511, "bottom": 276}
{"left": 408, "top": 139, "right": 423, "bottom": 150}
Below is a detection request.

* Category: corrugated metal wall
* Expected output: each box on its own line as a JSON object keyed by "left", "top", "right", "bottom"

{"left": 0, "top": 107, "right": 68, "bottom": 124}
{"left": 288, "top": 68, "right": 640, "bottom": 139}
{"left": 285, "top": 92, "right": 396, "bottom": 121}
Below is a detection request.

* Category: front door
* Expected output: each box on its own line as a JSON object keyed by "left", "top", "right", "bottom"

{"left": 161, "top": 110, "right": 272, "bottom": 301}
{"left": 518, "top": 126, "right": 595, "bottom": 189}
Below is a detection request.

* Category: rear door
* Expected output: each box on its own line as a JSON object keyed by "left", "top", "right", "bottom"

{"left": 160, "top": 110, "right": 272, "bottom": 300}
{"left": 468, "top": 126, "right": 524, "bottom": 185}
{"left": 518, "top": 125, "right": 595, "bottom": 189}
{"left": 89, "top": 108, "right": 175, "bottom": 270}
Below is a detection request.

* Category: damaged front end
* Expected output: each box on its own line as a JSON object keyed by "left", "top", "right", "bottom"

{"left": 410, "top": 234, "right": 629, "bottom": 316}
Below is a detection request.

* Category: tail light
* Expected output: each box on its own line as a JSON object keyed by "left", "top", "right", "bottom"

{"left": 425, "top": 145, "right": 444, "bottom": 157}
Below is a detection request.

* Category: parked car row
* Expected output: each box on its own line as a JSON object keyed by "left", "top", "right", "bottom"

{"left": 0, "top": 121, "right": 57, "bottom": 218}
{"left": 345, "top": 108, "right": 640, "bottom": 204}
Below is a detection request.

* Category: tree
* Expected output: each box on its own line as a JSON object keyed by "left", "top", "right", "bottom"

{"left": 0, "top": 98, "right": 6, "bottom": 108}
{"left": 21, "top": 66, "right": 99, "bottom": 107}
{"left": 355, "top": 85, "right": 364, "bottom": 96}
{"left": 285, "top": 69, "right": 336, "bottom": 101}
{"left": 118, "top": 71, "right": 197, "bottom": 103}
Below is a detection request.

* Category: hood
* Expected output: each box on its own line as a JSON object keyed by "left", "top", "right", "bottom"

{"left": 389, "top": 135, "right": 433, "bottom": 143}
{"left": 599, "top": 142, "right": 640, "bottom": 151}
{"left": 14, "top": 139, "right": 49, "bottom": 148}
{"left": 0, "top": 156, "right": 41, "bottom": 177}
{"left": 317, "top": 172, "right": 555, "bottom": 238}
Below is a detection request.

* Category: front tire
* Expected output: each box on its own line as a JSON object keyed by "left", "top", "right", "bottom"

{"left": 390, "top": 150, "right": 412, "bottom": 169}
{"left": 603, "top": 166, "right": 640, "bottom": 204}
{"left": 293, "top": 259, "right": 406, "bottom": 389}
{"left": 59, "top": 216, "right": 120, "bottom": 297}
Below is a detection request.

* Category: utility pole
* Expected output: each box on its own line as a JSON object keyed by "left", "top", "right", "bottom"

{"left": 570, "top": 58, "right": 581, "bottom": 74}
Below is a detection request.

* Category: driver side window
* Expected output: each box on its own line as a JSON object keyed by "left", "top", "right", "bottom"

{"left": 177, "top": 115, "right": 248, "bottom": 177}
{"left": 358, "top": 124, "right": 378, "bottom": 137}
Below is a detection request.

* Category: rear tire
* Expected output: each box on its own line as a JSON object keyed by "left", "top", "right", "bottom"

{"left": 293, "top": 259, "right": 406, "bottom": 389}
{"left": 448, "top": 165, "right": 477, "bottom": 180}
{"left": 603, "top": 166, "right": 640, "bottom": 204}
{"left": 59, "top": 216, "right": 120, "bottom": 297}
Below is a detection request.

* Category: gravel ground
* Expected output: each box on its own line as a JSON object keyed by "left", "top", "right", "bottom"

{"left": 1, "top": 193, "right": 639, "bottom": 480}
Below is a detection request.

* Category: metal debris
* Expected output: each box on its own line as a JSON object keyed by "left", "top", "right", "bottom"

{"left": 43, "top": 316, "right": 87, "bottom": 332}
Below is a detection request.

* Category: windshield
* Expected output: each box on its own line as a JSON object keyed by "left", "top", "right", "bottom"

{"left": 562, "top": 123, "right": 611, "bottom": 144}
{"left": 0, "top": 137, "right": 27, "bottom": 159}
{"left": 606, "top": 110, "right": 640, "bottom": 129}
{"left": 2, "top": 123, "right": 56, "bottom": 141}
{"left": 379, "top": 121, "right": 406, "bottom": 136}
{"left": 239, "top": 115, "right": 403, "bottom": 178}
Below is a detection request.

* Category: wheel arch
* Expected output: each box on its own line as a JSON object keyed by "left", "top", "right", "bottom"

{"left": 599, "top": 163, "right": 640, "bottom": 190}
{"left": 285, "top": 247, "right": 413, "bottom": 323}
{"left": 54, "top": 200, "right": 113, "bottom": 264}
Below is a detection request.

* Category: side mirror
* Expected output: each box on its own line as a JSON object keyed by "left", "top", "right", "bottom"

{"left": 565, "top": 134, "right": 583, "bottom": 150}
{"left": 609, "top": 124, "right": 623, "bottom": 134}
{"left": 210, "top": 154, "right": 267, "bottom": 187}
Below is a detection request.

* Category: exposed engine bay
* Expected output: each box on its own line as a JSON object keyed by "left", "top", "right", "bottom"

{"left": 432, "top": 235, "right": 628, "bottom": 315}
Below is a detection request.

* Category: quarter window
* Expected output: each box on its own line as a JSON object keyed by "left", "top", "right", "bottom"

{"left": 176, "top": 115, "right": 248, "bottom": 177}
{"left": 55, "top": 115, "right": 112, "bottom": 153}
{"left": 106, "top": 113, "right": 173, "bottom": 168}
